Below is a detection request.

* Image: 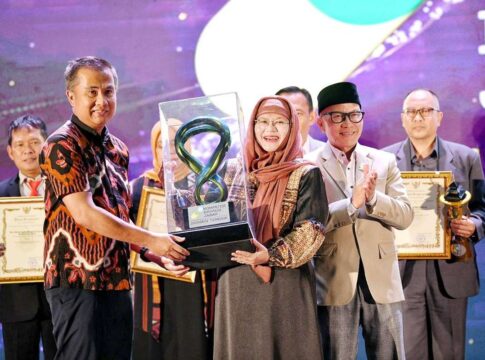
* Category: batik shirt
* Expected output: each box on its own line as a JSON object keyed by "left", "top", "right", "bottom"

{"left": 40, "top": 115, "right": 131, "bottom": 291}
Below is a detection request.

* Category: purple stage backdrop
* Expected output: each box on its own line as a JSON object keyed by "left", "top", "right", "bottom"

{"left": 346, "top": 0, "right": 485, "bottom": 156}
{"left": 0, "top": 0, "right": 227, "bottom": 179}
{"left": 1, "top": 0, "right": 485, "bottom": 358}
{"left": 1, "top": 0, "right": 484, "bottom": 179}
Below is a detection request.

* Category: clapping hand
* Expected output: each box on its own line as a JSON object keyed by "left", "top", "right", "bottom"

{"left": 352, "top": 164, "right": 377, "bottom": 208}
{"left": 363, "top": 164, "right": 377, "bottom": 202}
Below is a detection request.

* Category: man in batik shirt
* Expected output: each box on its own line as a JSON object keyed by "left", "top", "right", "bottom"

{"left": 40, "top": 56, "right": 189, "bottom": 360}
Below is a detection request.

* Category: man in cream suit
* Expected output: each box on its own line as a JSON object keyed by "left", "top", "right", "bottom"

{"left": 306, "top": 82, "right": 413, "bottom": 360}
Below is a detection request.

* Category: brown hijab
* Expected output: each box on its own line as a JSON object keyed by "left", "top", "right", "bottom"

{"left": 245, "top": 96, "right": 309, "bottom": 245}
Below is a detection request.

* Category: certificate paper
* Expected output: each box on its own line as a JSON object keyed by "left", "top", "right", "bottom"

{"left": 395, "top": 171, "right": 452, "bottom": 259}
{"left": 130, "top": 187, "right": 196, "bottom": 283}
{"left": 0, "top": 196, "right": 44, "bottom": 283}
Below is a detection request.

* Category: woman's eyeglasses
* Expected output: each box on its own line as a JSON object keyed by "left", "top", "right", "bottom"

{"left": 254, "top": 119, "right": 290, "bottom": 130}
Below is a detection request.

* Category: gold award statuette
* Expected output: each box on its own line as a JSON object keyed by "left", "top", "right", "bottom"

{"left": 439, "top": 182, "right": 472, "bottom": 262}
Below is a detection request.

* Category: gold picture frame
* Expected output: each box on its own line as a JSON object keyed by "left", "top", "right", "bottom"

{"left": 396, "top": 171, "right": 453, "bottom": 259}
{"left": 0, "top": 196, "right": 44, "bottom": 283}
{"left": 130, "top": 186, "right": 196, "bottom": 283}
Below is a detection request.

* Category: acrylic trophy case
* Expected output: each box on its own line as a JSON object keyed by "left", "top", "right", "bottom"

{"left": 159, "top": 92, "right": 254, "bottom": 269}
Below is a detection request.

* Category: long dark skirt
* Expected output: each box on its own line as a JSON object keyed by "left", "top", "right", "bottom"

{"left": 133, "top": 273, "right": 210, "bottom": 360}
{"left": 213, "top": 264, "right": 323, "bottom": 360}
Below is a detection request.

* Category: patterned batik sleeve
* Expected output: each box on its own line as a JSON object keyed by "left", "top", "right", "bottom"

{"left": 40, "top": 134, "right": 89, "bottom": 199}
{"left": 268, "top": 167, "right": 329, "bottom": 268}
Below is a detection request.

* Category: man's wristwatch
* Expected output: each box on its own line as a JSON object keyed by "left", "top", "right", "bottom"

{"left": 139, "top": 247, "right": 149, "bottom": 262}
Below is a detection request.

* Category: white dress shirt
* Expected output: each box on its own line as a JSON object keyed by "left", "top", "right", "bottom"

{"left": 18, "top": 173, "right": 45, "bottom": 197}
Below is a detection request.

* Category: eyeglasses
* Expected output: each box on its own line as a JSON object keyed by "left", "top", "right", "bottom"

{"left": 322, "top": 111, "right": 364, "bottom": 124}
{"left": 254, "top": 119, "right": 290, "bottom": 130}
{"left": 402, "top": 108, "right": 439, "bottom": 119}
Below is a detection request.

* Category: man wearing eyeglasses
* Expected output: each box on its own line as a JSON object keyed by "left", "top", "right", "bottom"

{"left": 306, "top": 82, "right": 413, "bottom": 359}
{"left": 382, "top": 88, "right": 485, "bottom": 360}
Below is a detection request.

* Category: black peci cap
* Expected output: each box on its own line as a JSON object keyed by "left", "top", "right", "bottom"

{"left": 317, "top": 82, "right": 361, "bottom": 114}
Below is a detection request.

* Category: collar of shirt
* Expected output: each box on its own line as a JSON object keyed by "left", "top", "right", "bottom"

{"left": 410, "top": 139, "right": 438, "bottom": 169}
{"left": 410, "top": 139, "right": 438, "bottom": 161}
{"left": 71, "top": 114, "right": 109, "bottom": 145}
{"left": 18, "top": 172, "right": 45, "bottom": 196}
{"left": 328, "top": 142, "right": 361, "bottom": 167}
{"left": 328, "top": 142, "right": 361, "bottom": 197}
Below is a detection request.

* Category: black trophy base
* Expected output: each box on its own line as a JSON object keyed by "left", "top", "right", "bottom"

{"left": 171, "top": 221, "right": 254, "bottom": 269}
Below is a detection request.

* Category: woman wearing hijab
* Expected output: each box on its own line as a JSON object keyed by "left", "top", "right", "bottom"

{"left": 213, "top": 97, "right": 329, "bottom": 360}
{"left": 130, "top": 120, "right": 215, "bottom": 360}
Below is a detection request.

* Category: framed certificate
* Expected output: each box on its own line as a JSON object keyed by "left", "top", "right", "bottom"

{"left": 395, "top": 171, "right": 453, "bottom": 259}
{"left": 0, "top": 196, "right": 44, "bottom": 283}
{"left": 130, "top": 186, "right": 196, "bottom": 283}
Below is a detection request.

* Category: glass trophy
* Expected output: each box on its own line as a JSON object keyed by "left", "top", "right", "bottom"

{"left": 159, "top": 92, "right": 254, "bottom": 269}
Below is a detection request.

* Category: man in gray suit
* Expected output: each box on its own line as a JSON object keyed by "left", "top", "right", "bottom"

{"left": 276, "top": 86, "right": 325, "bottom": 153}
{"left": 306, "top": 82, "right": 413, "bottom": 359}
{"left": 382, "top": 88, "right": 485, "bottom": 360}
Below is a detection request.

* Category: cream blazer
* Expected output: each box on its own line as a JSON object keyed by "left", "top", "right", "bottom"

{"left": 306, "top": 143, "right": 413, "bottom": 306}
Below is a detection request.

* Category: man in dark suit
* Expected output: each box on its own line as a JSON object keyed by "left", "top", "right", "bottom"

{"left": 0, "top": 115, "right": 56, "bottom": 360}
{"left": 382, "top": 89, "right": 485, "bottom": 360}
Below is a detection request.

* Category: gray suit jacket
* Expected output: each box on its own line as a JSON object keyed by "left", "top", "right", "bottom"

{"left": 306, "top": 144, "right": 413, "bottom": 306}
{"left": 382, "top": 138, "right": 484, "bottom": 298}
